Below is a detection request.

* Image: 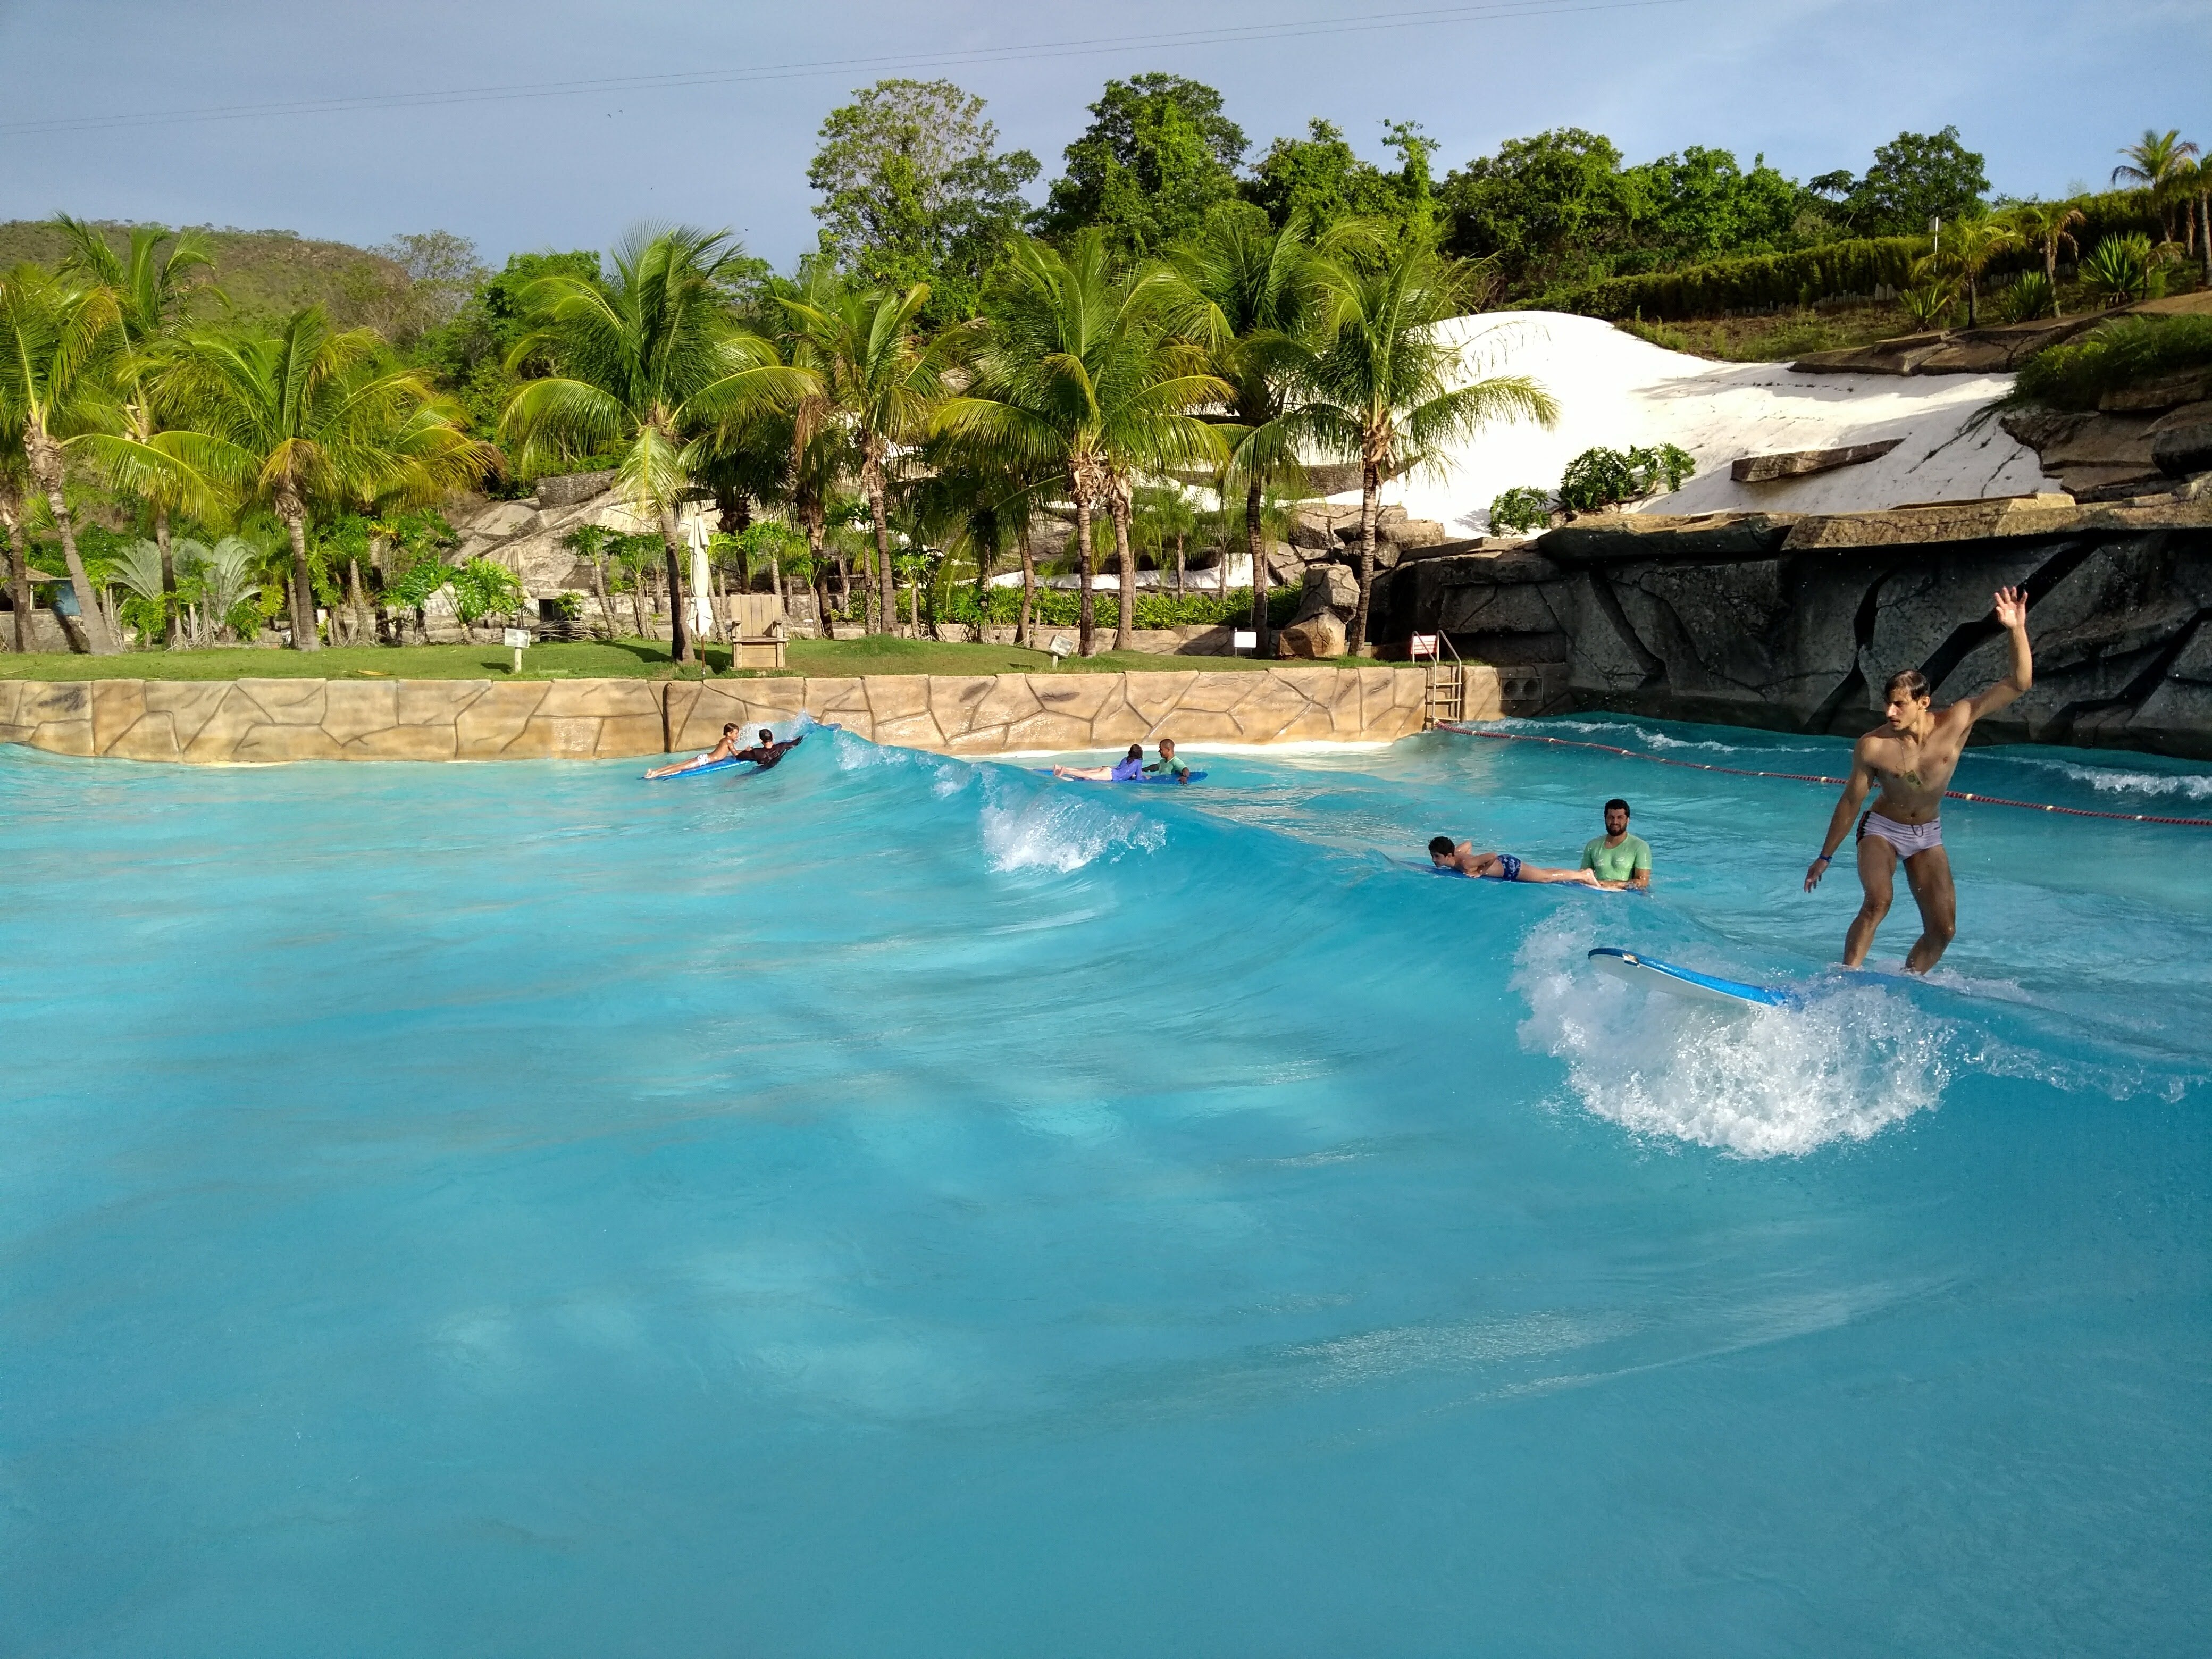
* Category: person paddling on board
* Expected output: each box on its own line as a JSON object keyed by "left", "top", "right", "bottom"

{"left": 1142, "top": 738, "right": 1192, "bottom": 783}
{"left": 1581, "top": 797, "right": 1652, "bottom": 891}
{"left": 732, "top": 727, "right": 803, "bottom": 772}
{"left": 646, "top": 725, "right": 801, "bottom": 780}
{"left": 1805, "top": 585, "right": 2033, "bottom": 973}
{"left": 1429, "top": 835, "right": 1603, "bottom": 886}
{"left": 647, "top": 723, "right": 746, "bottom": 779}
{"left": 1053, "top": 744, "right": 1145, "bottom": 782}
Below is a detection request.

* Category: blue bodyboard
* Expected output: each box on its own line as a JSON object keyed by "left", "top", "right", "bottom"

{"left": 1587, "top": 946, "right": 1795, "bottom": 1009}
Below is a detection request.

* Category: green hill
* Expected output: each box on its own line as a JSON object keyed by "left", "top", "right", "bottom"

{"left": 0, "top": 220, "right": 420, "bottom": 336}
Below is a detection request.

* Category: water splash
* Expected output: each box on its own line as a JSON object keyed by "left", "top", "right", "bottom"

{"left": 977, "top": 773, "right": 1167, "bottom": 874}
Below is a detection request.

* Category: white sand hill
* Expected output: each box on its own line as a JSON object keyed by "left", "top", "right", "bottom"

{"left": 1347, "top": 312, "right": 2063, "bottom": 534}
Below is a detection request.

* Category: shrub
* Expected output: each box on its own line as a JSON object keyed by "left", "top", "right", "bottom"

{"left": 1562, "top": 236, "right": 1927, "bottom": 321}
{"left": 931, "top": 583, "right": 1302, "bottom": 632}
{"left": 449, "top": 557, "right": 526, "bottom": 626}
{"left": 1556, "top": 444, "right": 1697, "bottom": 513}
{"left": 1488, "top": 486, "right": 1554, "bottom": 534}
{"left": 2077, "top": 233, "right": 2171, "bottom": 308}
{"left": 1901, "top": 284, "right": 1954, "bottom": 330}
{"left": 2014, "top": 315, "right": 2212, "bottom": 411}
{"left": 1999, "top": 271, "right": 2055, "bottom": 324}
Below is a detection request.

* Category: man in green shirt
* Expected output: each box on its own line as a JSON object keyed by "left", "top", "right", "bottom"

{"left": 1581, "top": 798, "right": 1652, "bottom": 890}
{"left": 1142, "top": 738, "right": 1192, "bottom": 783}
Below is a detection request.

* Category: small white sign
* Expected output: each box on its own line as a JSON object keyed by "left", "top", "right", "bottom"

{"left": 502, "top": 627, "right": 531, "bottom": 649}
{"left": 1231, "top": 630, "right": 1258, "bottom": 651}
{"left": 1410, "top": 633, "right": 1439, "bottom": 659}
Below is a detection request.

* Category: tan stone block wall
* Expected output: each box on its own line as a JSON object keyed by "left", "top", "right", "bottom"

{"left": 0, "top": 668, "right": 1432, "bottom": 765}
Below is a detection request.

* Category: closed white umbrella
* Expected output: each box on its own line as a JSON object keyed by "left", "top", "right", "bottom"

{"left": 684, "top": 514, "right": 716, "bottom": 637}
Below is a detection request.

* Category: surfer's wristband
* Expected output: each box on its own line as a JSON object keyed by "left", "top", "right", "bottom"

{"left": 1813, "top": 852, "right": 1832, "bottom": 865}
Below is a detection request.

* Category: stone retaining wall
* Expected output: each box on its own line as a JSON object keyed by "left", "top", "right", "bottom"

{"left": 0, "top": 666, "right": 1470, "bottom": 764}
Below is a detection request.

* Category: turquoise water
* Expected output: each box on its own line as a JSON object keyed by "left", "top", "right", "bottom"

{"left": 4, "top": 717, "right": 2209, "bottom": 1656}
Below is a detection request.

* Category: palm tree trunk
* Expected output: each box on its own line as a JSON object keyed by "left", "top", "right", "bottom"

{"left": 1349, "top": 458, "right": 1380, "bottom": 657}
{"left": 275, "top": 492, "right": 319, "bottom": 652}
{"left": 2047, "top": 238, "right": 2063, "bottom": 317}
{"left": 1018, "top": 523, "right": 1035, "bottom": 648}
{"left": 1110, "top": 491, "right": 1137, "bottom": 652}
{"left": 1245, "top": 473, "right": 1269, "bottom": 656}
{"left": 656, "top": 507, "right": 692, "bottom": 665}
{"left": 2201, "top": 191, "right": 2212, "bottom": 284}
{"left": 26, "top": 435, "right": 117, "bottom": 654}
{"left": 1174, "top": 533, "right": 1186, "bottom": 601}
{"left": 1075, "top": 498, "right": 1096, "bottom": 658}
{"left": 590, "top": 557, "right": 613, "bottom": 641}
{"left": 629, "top": 565, "right": 649, "bottom": 640}
{"left": 867, "top": 484, "right": 897, "bottom": 638}
{"left": 348, "top": 557, "right": 371, "bottom": 647}
{"left": 1965, "top": 274, "right": 1978, "bottom": 329}
{"left": 0, "top": 487, "right": 29, "bottom": 653}
{"left": 154, "top": 507, "right": 182, "bottom": 650}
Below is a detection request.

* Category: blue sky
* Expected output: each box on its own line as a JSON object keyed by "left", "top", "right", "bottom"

{"left": 2, "top": 0, "right": 2205, "bottom": 266}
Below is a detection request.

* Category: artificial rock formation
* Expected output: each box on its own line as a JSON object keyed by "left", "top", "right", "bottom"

{"left": 1372, "top": 494, "right": 2212, "bottom": 757}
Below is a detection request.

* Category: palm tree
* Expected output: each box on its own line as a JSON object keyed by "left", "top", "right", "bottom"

{"left": 1132, "top": 482, "right": 1201, "bottom": 599}
{"left": 0, "top": 264, "right": 124, "bottom": 653}
{"left": 778, "top": 279, "right": 962, "bottom": 636}
{"left": 2174, "top": 155, "right": 2212, "bottom": 286}
{"left": 937, "top": 232, "right": 1228, "bottom": 655}
{"left": 1998, "top": 200, "right": 2086, "bottom": 315}
{"left": 51, "top": 218, "right": 219, "bottom": 648}
{"left": 0, "top": 399, "right": 33, "bottom": 651}
{"left": 1161, "top": 209, "right": 1329, "bottom": 653}
{"left": 160, "top": 307, "right": 498, "bottom": 649}
{"left": 1912, "top": 213, "right": 2018, "bottom": 329}
{"left": 1295, "top": 237, "right": 1558, "bottom": 654}
{"left": 501, "top": 227, "right": 812, "bottom": 665}
{"left": 2113, "top": 129, "right": 2201, "bottom": 245}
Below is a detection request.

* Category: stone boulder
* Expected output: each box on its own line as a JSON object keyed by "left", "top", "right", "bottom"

{"left": 2151, "top": 410, "right": 2212, "bottom": 479}
{"left": 1297, "top": 560, "right": 1360, "bottom": 617}
{"left": 1276, "top": 610, "right": 1347, "bottom": 659}
{"left": 536, "top": 469, "right": 619, "bottom": 507}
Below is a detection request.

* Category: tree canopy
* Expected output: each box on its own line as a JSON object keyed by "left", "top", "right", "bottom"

{"left": 806, "top": 79, "right": 1038, "bottom": 324}
{"left": 1038, "top": 74, "right": 1249, "bottom": 255}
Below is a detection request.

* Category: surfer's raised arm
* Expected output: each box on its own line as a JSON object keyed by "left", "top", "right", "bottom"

{"left": 1806, "top": 744, "right": 1878, "bottom": 892}
{"left": 1962, "top": 586, "right": 2033, "bottom": 725}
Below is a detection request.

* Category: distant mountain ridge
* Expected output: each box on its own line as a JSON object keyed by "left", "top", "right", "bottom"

{"left": 0, "top": 220, "right": 421, "bottom": 337}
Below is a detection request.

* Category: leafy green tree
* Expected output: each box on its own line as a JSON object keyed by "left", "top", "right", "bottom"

{"left": 424, "top": 248, "right": 603, "bottom": 441}
{"left": 778, "top": 278, "right": 961, "bottom": 632}
{"left": 1038, "top": 74, "right": 1248, "bottom": 255}
{"left": 1245, "top": 120, "right": 1401, "bottom": 230}
{"left": 937, "top": 232, "right": 1228, "bottom": 654}
{"left": 161, "top": 306, "right": 497, "bottom": 649}
{"left": 807, "top": 79, "right": 1038, "bottom": 325}
{"left": 1620, "top": 147, "right": 1805, "bottom": 266}
{"left": 51, "top": 216, "right": 221, "bottom": 647}
{"left": 1294, "top": 240, "right": 1559, "bottom": 652}
{"left": 1439, "top": 128, "right": 1636, "bottom": 293}
{"left": 0, "top": 264, "right": 123, "bottom": 652}
{"left": 374, "top": 230, "right": 491, "bottom": 337}
{"left": 500, "top": 227, "right": 814, "bottom": 663}
{"left": 1823, "top": 127, "right": 1989, "bottom": 236}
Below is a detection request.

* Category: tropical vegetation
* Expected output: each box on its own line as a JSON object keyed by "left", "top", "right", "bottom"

{"left": 1, "top": 88, "right": 2203, "bottom": 662}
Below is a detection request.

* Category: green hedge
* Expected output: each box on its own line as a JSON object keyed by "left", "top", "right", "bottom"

{"left": 1560, "top": 236, "right": 1929, "bottom": 321}
{"left": 914, "top": 584, "right": 1303, "bottom": 631}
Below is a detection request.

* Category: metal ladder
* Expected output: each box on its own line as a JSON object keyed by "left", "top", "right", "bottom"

{"left": 1415, "top": 633, "right": 1465, "bottom": 729}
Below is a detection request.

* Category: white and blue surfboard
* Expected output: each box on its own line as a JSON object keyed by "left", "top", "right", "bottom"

{"left": 1587, "top": 946, "right": 1796, "bottom": 1009}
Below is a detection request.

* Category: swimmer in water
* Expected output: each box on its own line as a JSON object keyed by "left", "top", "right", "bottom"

{"left": 1428, "top": 835, "right": 1603, "bottom": 886}
{"left": 1054, "top": 744, "right": 1145, "bottom": 782}
{"left": 1805, "top": 586, "right": 2032, "bottom": 973}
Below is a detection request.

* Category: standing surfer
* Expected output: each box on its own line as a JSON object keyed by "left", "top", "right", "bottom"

{"left": 1804, "top": 586, "right": 2033, "bottom": 973}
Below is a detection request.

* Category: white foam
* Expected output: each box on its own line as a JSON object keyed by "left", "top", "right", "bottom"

{"left": 978, "top": 778, "right": 1166, "bottom": 874}
{"left": 1514, "top": 919, "right": 1952, "bottom": 1157}
{"left": 1985, "top": 755, "right": 2212, "bottom": 801}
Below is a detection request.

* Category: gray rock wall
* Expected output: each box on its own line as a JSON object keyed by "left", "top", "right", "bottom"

{"left": 1376, "top": 506, "right": 2212, "bottom": 757}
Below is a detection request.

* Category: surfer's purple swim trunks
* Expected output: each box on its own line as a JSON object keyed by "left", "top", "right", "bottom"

{"left": 1857, "top": 810, "right": 1942, "bottom": 858}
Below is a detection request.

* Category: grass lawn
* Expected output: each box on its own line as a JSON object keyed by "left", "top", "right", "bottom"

{"left": 0, "top": 634, "right": 1371, "bottom": 682}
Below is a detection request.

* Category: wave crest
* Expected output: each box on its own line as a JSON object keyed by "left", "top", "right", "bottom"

{"left": 979, "top": 778, "right": 1167, "bottom": 873}
{"left": 1513, "top": 920, "right": 1952, "bottom": 1157}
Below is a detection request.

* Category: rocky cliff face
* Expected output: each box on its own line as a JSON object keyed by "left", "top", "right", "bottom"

{"left": 1373, "top": 496, "right": 2212, "bottom": 758}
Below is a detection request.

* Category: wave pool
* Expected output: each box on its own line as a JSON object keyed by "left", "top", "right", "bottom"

{"left": 4, "top": 718, "right": 2209, "bottom": 1656}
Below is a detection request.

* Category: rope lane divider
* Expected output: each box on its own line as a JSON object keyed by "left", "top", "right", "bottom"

{"left": 1432, "top": 723, "right": 2212, "bottom": 828}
